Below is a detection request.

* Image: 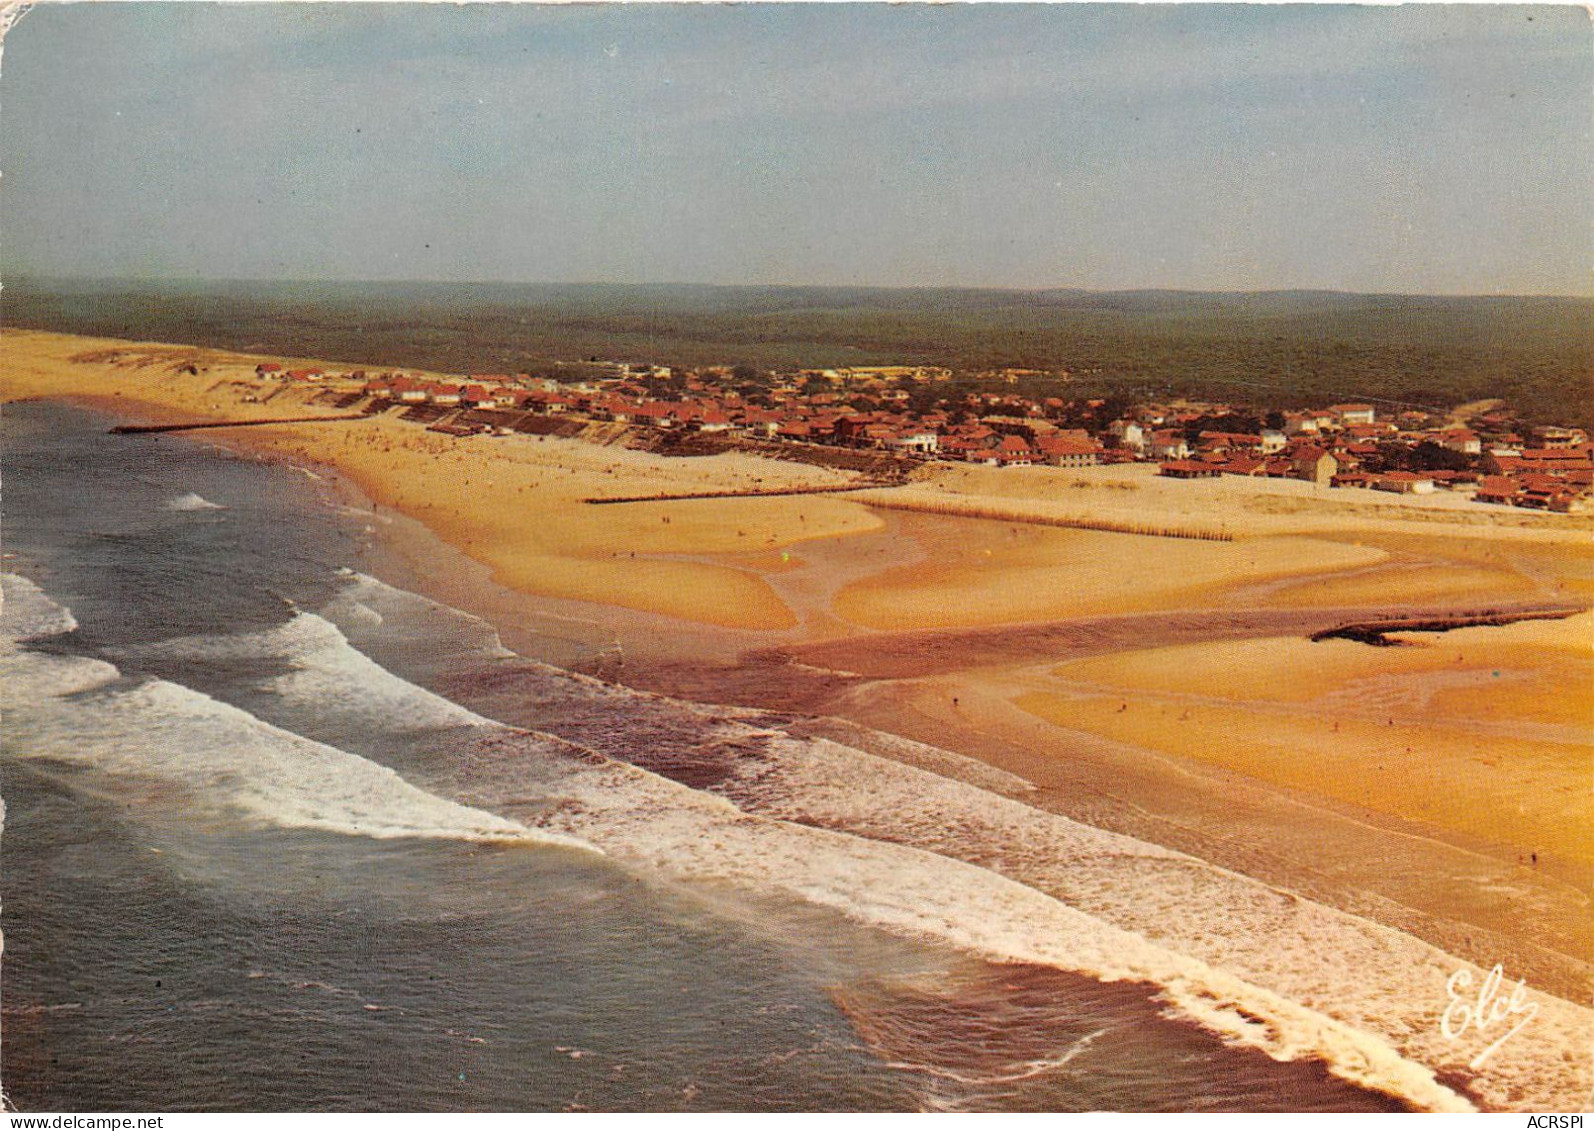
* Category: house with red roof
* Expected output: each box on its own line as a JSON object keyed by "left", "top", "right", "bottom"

{"left": 1474, "top": 476, "right": 1518, "bottom": 505}
{"left": 1159, "top": 460, "right": 1221, "bottom": 479}
{"left": 1198, "top": 431, "right": 1263, "bottom": 455}
{"left": 1147, "top": 431, "right": 1190, "bottom": 461}
{"left": 936, "top": 433, "right": 1002, "bottom": 464}
{"left": 629, "top": 402, "right": 678, "bottom": 427}
{"left": 1330, "top": 471, "right": 1374, "bottom": 488}
{"left": 527, "top": 390, "right": 578, "bottom": 414}
{"left": 1529, "top": 426, "right": 1586, "bottom": 449}
{"left": 1036, "top": 436, "right": 1102, "bottom": 468}
{"left": 1108, "top": 419, "right": 1146, "bottom": 453}
{"left": 690, "top": 410, "right": 732, "bottom": 433}
{"left": 734, "top": 409, "right": 783, "bottom": 438}
{"left": 1290, "top": 445, "right": 1338, "bottom": 486}
{"left": 391, "top": 377, "right": 428, "bottom": 404}
{"left": 1338, "top": 441, "right": 1380, "bottom": 463}
{"left": 588, "top": 397, "right": 634, "bottom": 423}
{"left": 1519, "top": 448, "right": 1593, "bottom": 467}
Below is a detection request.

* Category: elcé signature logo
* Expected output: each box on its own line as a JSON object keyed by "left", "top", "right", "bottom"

{"left": 1441, "top": 963, "right": 1539, "bottom": 1069}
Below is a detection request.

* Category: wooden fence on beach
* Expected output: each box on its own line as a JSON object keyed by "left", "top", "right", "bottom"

{"left": 584, "top": 483, "right": 886, "bottom": 505}
{"left": 848, "top": 493, "right": 1235, "bottom": 541}
{"left": 585, "top": 484, "right": 1234, "bottom": 541}
{"left": 109, "top": 414, "right": 366, "bottom": 435}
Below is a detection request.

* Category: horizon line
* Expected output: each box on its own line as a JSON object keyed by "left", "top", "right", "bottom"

{"left": 6, "top": 273, "right": 1593, "bottom": 303}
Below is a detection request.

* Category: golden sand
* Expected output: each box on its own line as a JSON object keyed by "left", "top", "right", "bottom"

{"left": 295, "top": 417, "right": 885, "bottom": 629}
{"left": 831, "top": 520, "right": 1388, "bottom": 630}
{"left": 1013, "top": 612, "right": 1594, "bottom": 864}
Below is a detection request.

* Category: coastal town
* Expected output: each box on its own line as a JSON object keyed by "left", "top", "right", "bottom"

{"left": 256, "top": 359, "right": 1594, "bottom": 514}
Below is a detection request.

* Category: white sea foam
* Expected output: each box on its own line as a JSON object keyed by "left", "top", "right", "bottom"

{"left": 5, "top": 675, "right": 595, "bottom": 851}
{"left": 0, "top": 648, "right": 123, "bottom": 709}
{"left": 337, "top": 600, "right": 385, "bottom": 630}
{"left": 165, "top": 492, "right": 226, "bottom": 511}
{"left": 118, "top": 612, "right": 494, "bottom": 733}
{"left": 297, "top": 569, "right": 1594, "bottom": 1112}
{"left": 1, "top": 574, "right": 593, "bottom": 853}
{"left": 1, "top": 572, "right": 81, "bottom": 644}
{"left": 882, "top": 1026, "right": 1109, "bottom": 1089}
{"left": 0, "top": 573, "right": 120, "bottom": 704}
{"left": 327, "top": 569, "right": 516, "bottom": 662}
{"left": 449, "top": 731, "right": 1478, "bottom": 1112}
{"left": 12, "top": 563, "right": 1585, "bottom": 1110}
{"left": 661, "top": 720, "right": 1592, "bottom": 1112}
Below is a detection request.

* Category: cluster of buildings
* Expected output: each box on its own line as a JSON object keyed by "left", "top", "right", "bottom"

{"left": 1151, "top": 404, "right": 1592, "bottom": 511}
{"left": 1472, "top": 445, "right": 1594, "bottom": 512}
{"left": 347, "top": 369, "right": 1128, "bottom": 470}
{"left": 252, "top": 360, "right": 1592, "bottom": 513}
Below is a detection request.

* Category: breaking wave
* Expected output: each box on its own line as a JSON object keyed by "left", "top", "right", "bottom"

{"left": 165, "top": 492, "right": 226, "bottom": 511}
{"left": 327, "top": 568, "right": 517, "bottom": 666}
{"left": 2, "top": 571, "right": 82, "bottom": 643}
{"left": 9, "top": 566, "right": 1590, "bottom": 1112}
{"left": 0, "top": 573, "right": 596, "bottom": 853}
{"left": 0, "top": 572, "right": 121, "bottom": 705}
{"left": 117, "top": 611, "right": 495, "bottom": 734}
{"left": 305, "top": 571, "right": 1594, "bottom": 1114}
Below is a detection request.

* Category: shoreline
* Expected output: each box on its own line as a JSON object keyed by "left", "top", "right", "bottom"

{"left": 171, "top": 403, "right": 1592, "bottom": 1006}
{"left": 6, "top": 332, "right": 1589, "bottom": 1033}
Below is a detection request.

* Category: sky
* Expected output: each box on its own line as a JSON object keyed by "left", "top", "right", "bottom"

{"left": 1, "top": 3, "right": 1589, "bottom": 295}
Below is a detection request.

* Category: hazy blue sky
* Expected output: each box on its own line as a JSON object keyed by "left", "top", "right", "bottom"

{"left": 2, "top": 3, "right": 1589, "bottom": 294}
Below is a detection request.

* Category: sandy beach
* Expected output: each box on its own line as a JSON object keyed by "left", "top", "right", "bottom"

{"left": 6, "top": 327, "right": 1590, "bottom": 1014}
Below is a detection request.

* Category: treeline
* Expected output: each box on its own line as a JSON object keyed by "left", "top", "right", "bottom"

{"left": 5, "top": 278, "right": 1590, "bottom": 428}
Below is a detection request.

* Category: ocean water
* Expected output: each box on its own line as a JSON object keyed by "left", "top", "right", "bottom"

{"left": 2, "top": 400, "right": 1585, "bottom": 1112}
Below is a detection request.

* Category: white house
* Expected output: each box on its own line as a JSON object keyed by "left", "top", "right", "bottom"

{"left": 1109, "top": 419, "right": 1146, "bottom": 453}
{"left": 1148, "top": 431, "right": 1190, "bottom": 460}
{"left": 885, "top": 430, "right": 940, "bottom": 455}
{"left": 1330, "top": 404, "right": 1377, "bottom": 426}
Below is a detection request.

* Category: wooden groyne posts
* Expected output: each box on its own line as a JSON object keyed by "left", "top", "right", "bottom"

{"left": 585, "top": 483, "right": 1235, "bottom": 541}
{"left": 849, "top": 494, "right": 1236, "bottom": 542}
{"left": 110, "top": 414, "right": 367, "bottom": 435}
{"left": 584, "top": 483, "right": 888, "bottom": 505}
